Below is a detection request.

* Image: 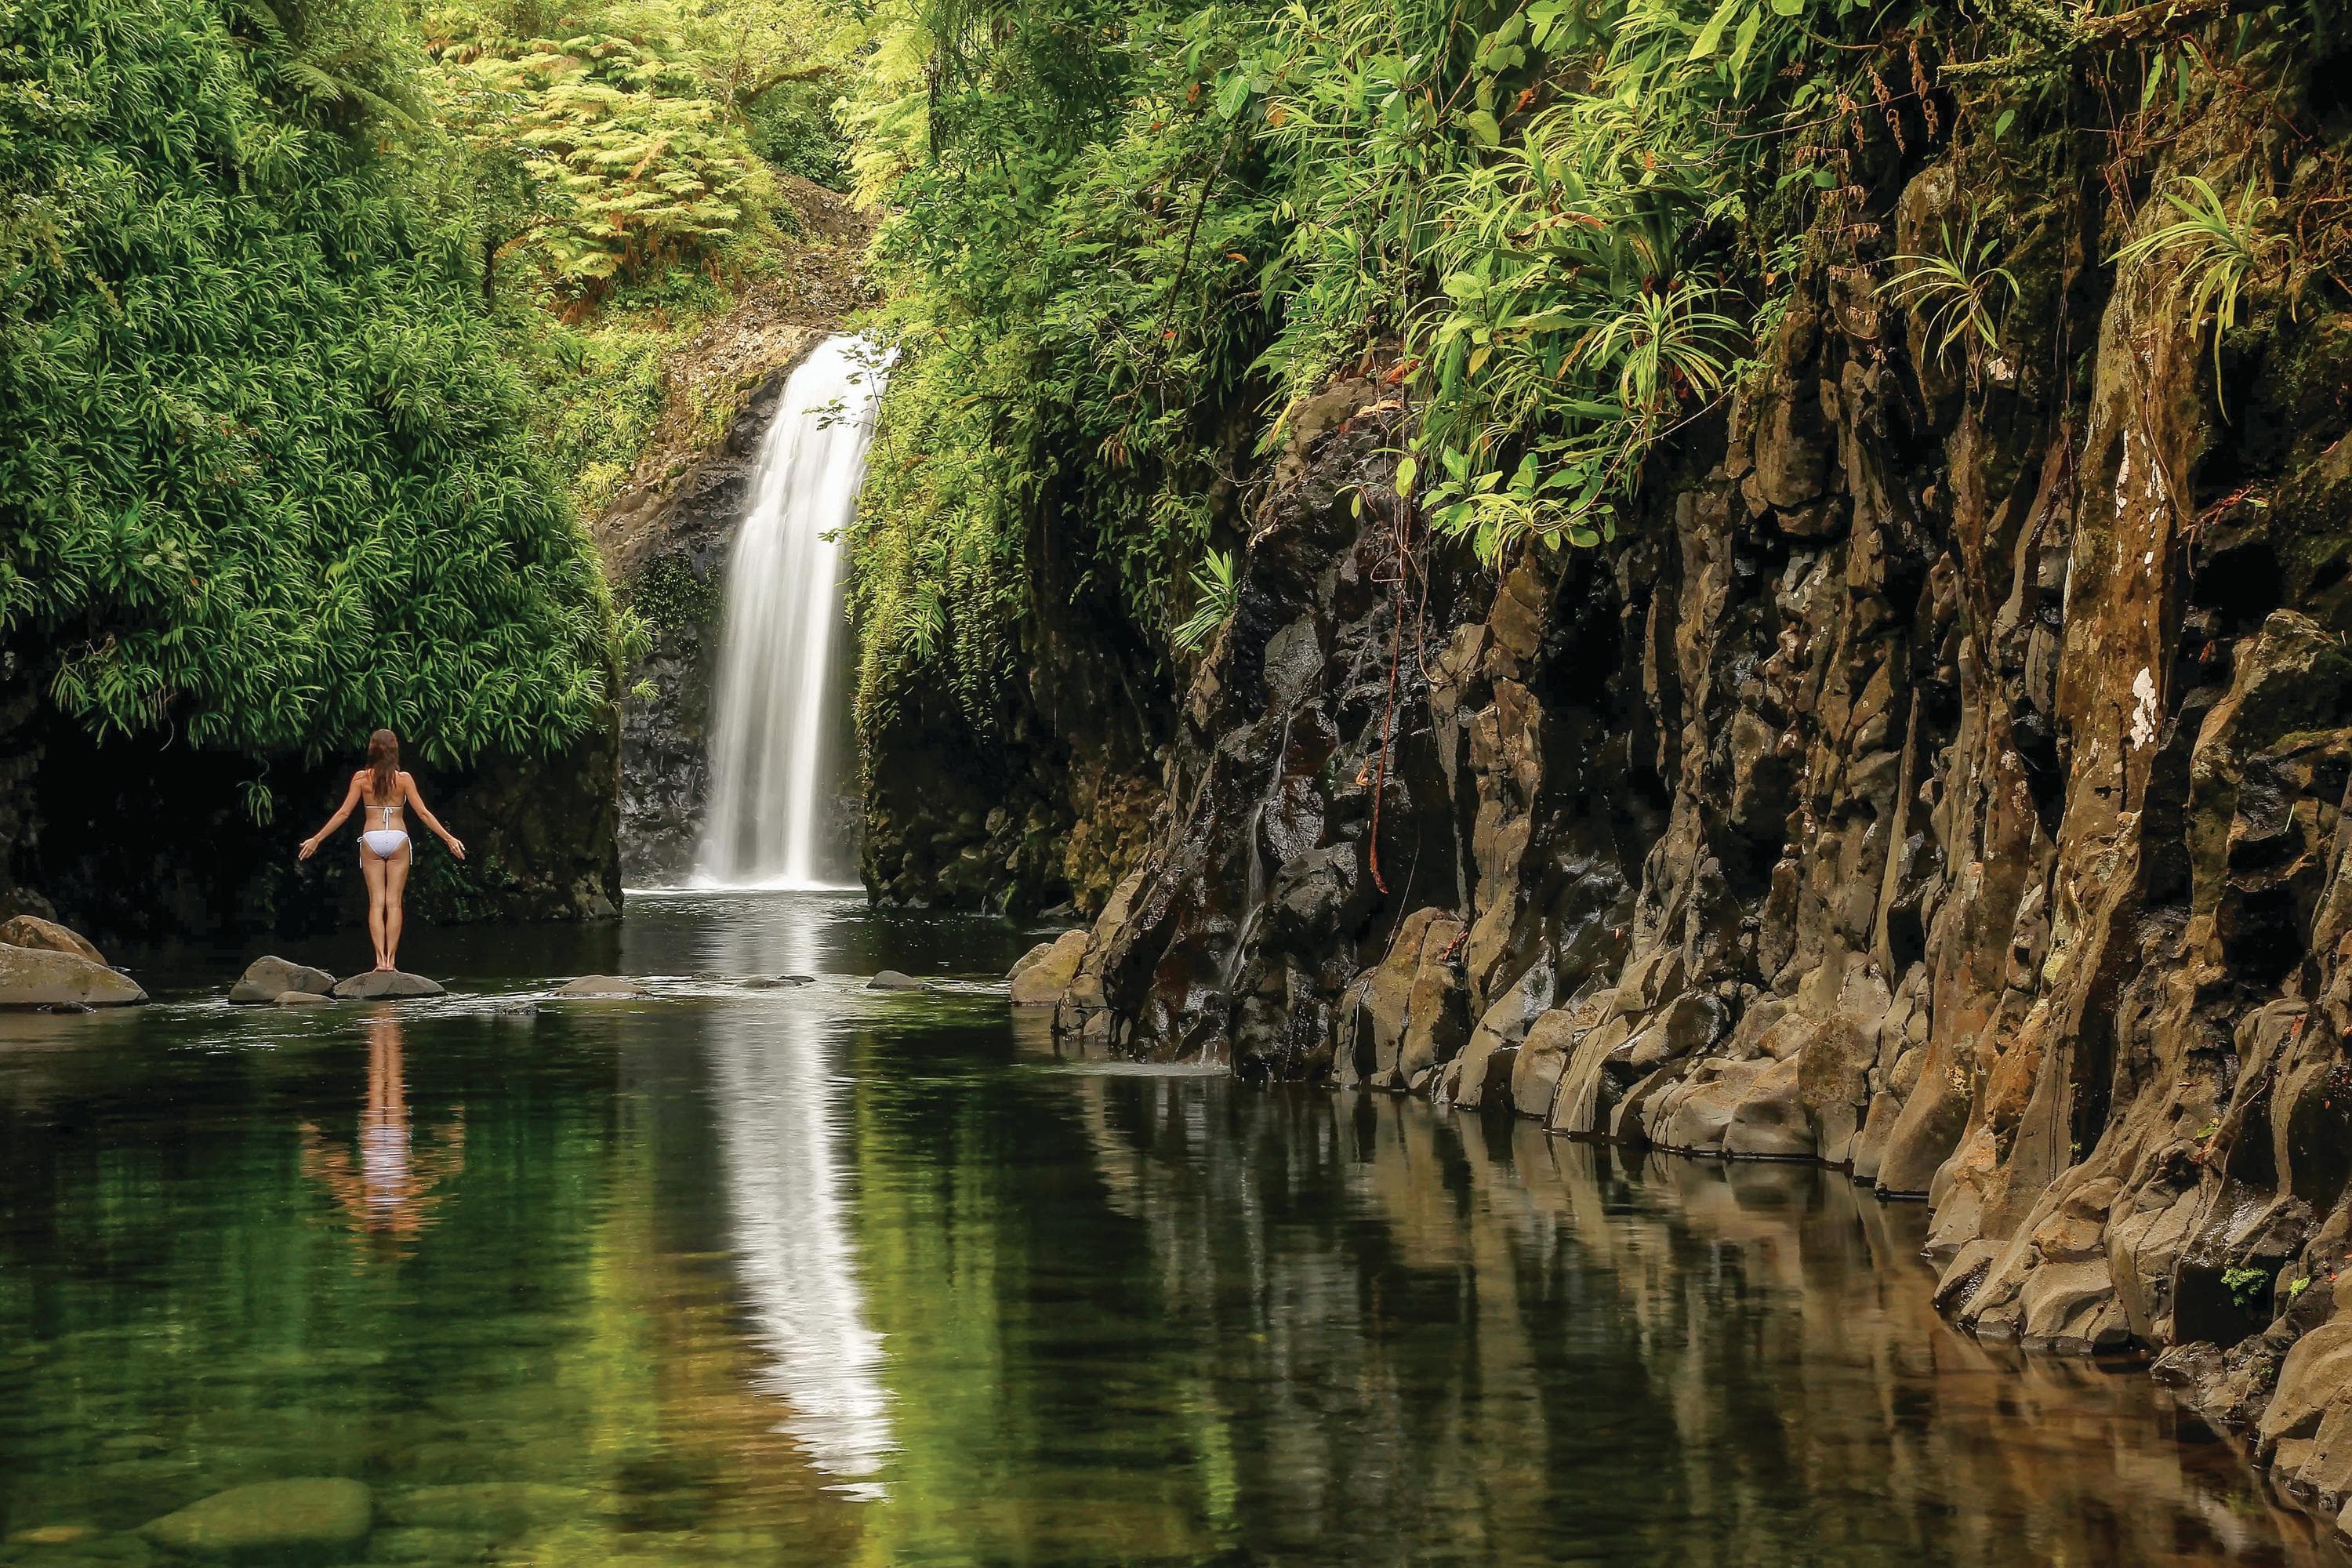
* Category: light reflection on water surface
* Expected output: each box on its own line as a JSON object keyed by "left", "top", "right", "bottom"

{"left": 0, "top": 892, "right": 2341, "bottom": 1566}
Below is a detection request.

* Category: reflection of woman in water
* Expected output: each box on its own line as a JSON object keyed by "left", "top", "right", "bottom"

{"left": 300, "top": 1010, "right": 465, "bottom": 1246}
{"left": 296, "top": 729, "right": 466, "bottom": 974}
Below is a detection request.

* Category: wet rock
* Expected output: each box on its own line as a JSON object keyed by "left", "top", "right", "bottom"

{"left": 866, "top": 970, "right": 925, "bottom": 990}
{"left": 493, "top": 1000, "right": 539, "bottom": 1021}
{"left": 0, "top": 913, "right": 106, "bottom": 965}
{"left": 230, "top": 956, "right": 337, "bottom": 1004}
{"left": 330, "top": 971, "right": 445, "bottom": 1000}
{"left": 0, "top": 944, "right": 145, "bottom": 1008}
{"left": 556, "top": 975, "right": 649, "bottom": 999}
{"left": 1011, "top": 931, "right": 1087, "bottom": 1006}
{"left": 140, "top": 1477, "right": 372, "bottom": 1558}
{"left": 274, "top": 991, "right": 332, "bottom": 1007}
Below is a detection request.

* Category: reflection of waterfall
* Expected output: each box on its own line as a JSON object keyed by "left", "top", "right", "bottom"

{"left": 710, "top": 1014, "right": 894, "bottom": 1494}
{"left": 695, "top": 336, "right": 890, "bottom": 890}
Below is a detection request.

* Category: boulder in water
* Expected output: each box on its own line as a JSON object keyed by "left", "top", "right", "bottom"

{"left": 140, "top": 1477, "right": 372, "bottom": 1558}
{"left": 230, "top": 956, "right": 338, "bottom": 1004}
{"left": 332, "top": 971, "right": 445, "bottom": 1000}
{"left": 742, "top": 974, "right": 816, "bottom": 990}
{"left": 275, "top": 990, "right": 332, "bottom": 1007}
{"left": 866, "top": 970, "right": 926, "bottom": 990}
{"left": 0, "top": 914, "right": 107, "bottom": 966}
{"left": 1009, "top": 930, "right": 1087, "bottom": 1006}
{"left": 0, "top": 944, "right": 145, "bottom": 1009}
{"left": 557, "top": 975, "right": 649, "bottom": 998}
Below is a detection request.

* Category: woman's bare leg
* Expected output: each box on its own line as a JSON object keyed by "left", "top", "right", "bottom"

{"left": 383, "top": 840, "right": 413, "bottom": 972}
{"left": 361, "top": 849, "right": 390, "bottom": 971}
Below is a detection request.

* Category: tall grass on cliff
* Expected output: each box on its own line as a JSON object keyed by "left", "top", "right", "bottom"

{"left": 0, "top": 0, "right": 624, "bottom": 797}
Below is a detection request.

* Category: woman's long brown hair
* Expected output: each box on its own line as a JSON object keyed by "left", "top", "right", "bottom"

{"left": 367, "top": 730, "right": 401, "bottom": 806}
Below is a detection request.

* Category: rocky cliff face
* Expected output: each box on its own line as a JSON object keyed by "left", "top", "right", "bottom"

{"left": 996, "top": 93, "right": 2352, "bottom": 1536}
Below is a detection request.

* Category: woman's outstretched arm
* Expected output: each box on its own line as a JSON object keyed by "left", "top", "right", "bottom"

{"left": 299, "top": 775, "right": 364, "bottom": 860}
{"left": 401, "top": 773, "right": 466, "bottom": 860}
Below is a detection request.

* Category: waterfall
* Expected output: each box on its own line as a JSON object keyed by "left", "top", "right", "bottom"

{"left": 695, "top": 336, "right": 889, "bottom": 889}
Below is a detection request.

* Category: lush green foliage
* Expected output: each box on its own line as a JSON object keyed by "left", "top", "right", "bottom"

{"left": 847, "top": 0, "right": 1283, "bottom": 717}
{"left": 844, "top": 0, "right": 1938, "bottom": 713}
{"left": 0, "top": 0, "right": 862, "bottom": 789}
{"left": 0, "top": 0, "right": 616, "bottom": 774}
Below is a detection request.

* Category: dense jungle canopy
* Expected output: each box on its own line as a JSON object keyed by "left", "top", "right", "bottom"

{"left": 0, "top": 0, "right": 857, "bottom": 806}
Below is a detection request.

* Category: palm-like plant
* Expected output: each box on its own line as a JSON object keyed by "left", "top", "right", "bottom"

{"left": 2111, "top": 175, "right": 2295, "bottom": 397}
{"left": 1171, "top": 547, "right": 1240, "bottom": 651}
{"left": 1880, "top": 215, "right": 2019, "bottom": 372}
{"left": 1583, "top": 281, "right": 1745, "bottom": 416}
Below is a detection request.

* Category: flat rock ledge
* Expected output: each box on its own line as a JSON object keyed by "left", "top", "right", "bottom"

{"left": 331, "top": 971, "right": 445, "bottom": 1000}
{"left": 140, "top": 1477, "right": 372, "bottom": 1559}
{"left": 230, "top": 956, "right": 338, "bottom": 1004}
{"left": 557, "top": 975, "right": 650, "bottom": 999}
{"left": 0, "top": 942, "right": 144, "bottom": 1009}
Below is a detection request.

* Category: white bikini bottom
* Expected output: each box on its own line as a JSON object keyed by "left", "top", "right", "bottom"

{"left": 361, "top": 830, "right": 409, "bottom": 860}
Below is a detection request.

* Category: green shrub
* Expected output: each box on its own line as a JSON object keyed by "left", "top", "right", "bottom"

{"left": 0, "top": 0, "right": 617, "bottom": 779}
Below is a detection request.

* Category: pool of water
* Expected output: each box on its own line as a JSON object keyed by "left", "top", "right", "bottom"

{"left": 1, "top": 892, "right": 2341, "bottom": 1566}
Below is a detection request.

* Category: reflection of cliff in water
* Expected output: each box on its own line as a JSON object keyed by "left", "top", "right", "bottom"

{"left": 710, "top": 1012, "right": 893, "bottom": 1494}
{"left": 1055, "top": 1065, "right": 2339, "bottom": 1566}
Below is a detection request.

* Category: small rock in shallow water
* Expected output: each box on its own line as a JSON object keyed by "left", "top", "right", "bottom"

{"left": 274, "top": 990, "right": 332, "bottom": 1007}
{"left": 741, "top": 976, "right": 783, "bottom": 989}
{"left": 41, "top": 1000, "right": 96, "bottom": 1014}
{"left": 230, "top": 956, "right": 337, "bottom": 1004}
{"left": 331, "top": 971, "right": 445, "bottom": 1000}
{"left": 866, "top": 970, "right": 924, "bottom": 990}
{"left": 556, "top": 975, "right": 649, "bottom": 998}
{"left": 140, "top": 1477, "right": 371, "bottom": 1558}
{"left": 492, "top": 1000, "right": 539, "bottom": 1021}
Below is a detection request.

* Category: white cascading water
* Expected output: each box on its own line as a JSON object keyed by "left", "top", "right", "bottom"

{"left": 695, "top": 336, "right": 889, "bottom": 889}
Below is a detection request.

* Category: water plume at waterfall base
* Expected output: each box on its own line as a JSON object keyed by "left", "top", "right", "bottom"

{"left": 691, "top": 335, "right": 889, "bottom": 891}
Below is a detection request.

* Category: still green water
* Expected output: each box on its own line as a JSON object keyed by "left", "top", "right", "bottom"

{"left": 0, "top": 892, "right": 2339, "bottom": 1566}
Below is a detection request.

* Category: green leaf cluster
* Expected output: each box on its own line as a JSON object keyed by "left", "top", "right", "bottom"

{"left": 422, "top": 13, "right": 775, "bottom": 289}
{"left": 0, "top": 0, "right": 617, "bottom": 765}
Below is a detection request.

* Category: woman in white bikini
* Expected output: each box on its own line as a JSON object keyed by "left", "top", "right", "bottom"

{"left": 297, "top": 730, "right": 466, "bottom": 972}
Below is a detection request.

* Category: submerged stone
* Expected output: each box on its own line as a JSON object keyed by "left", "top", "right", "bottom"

{"left": 274, "top": 991, "right": 332, "bottom": 1007}
{"left": 380, "top": 1483, "right": 591, "bottom": 1535}
{"left": 330, "top": 972, "right": 445, "bottom": 1000}
{"left": 139, "top": 1477, "right": 371, "bottom": 1559}
{"left": 230, "top": 957, "right": 337, "bottom": 1004}
{"left": 556, "top": 975, "right": 649, "bottom": 998}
